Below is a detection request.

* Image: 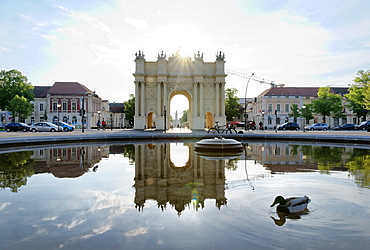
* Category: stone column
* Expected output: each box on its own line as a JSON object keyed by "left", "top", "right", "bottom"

{"left": 140, "top": 82, "right": 145, "bottom": 117}
{"left": 157, "top": 82, "right": 162, "bottom": 116}
{"left": 135, "top": 82, "right": 139, "bottom": 116}
{"left": 200, "top": 83, "right": 204, "bottom": 117}
{"left": 221, "top": 82, "right": 225, "bottom": 117}
{"left": 215, "top": 82, "right": 219, "bottom": 116}
{"left": 193, "top": 82, "right": 198, "bottom": 117}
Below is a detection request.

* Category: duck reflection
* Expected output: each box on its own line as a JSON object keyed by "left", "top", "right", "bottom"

{"left": 133, "top": 143, "right": 228, "bottom": 215}
{"left": 270, "top": 213, "right": 308, "bottom": 226}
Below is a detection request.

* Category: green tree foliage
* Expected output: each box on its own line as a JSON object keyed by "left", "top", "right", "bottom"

{"left": 43, "top": 109, "right": 48, "bottom": 121}
{"left": 123, "top": 94, "right": 135, "bottom": 126}
{"left": 122, "top": 145, "right": 135, "bottom": 165}
{"left": 312, "top": 87, "right": 344, "bottom": 123}
{"left": 180, "top": 110, "right": 188, "bottom": 124}
{"left": 288, "top": 104, "right": 300, "bottom": 122}
{"left": 225, "top": 88, "right": 240, "bottom": 122}
{"left": 345, "top": 69, "right": 370, "bottom": 121}
{"left": 6, "top": 95, "right": 33, "bottom": 122}
{"left": 347, "top": 150, "right": 370, "bottom": 189}
{"left": 0, "top": 151, "right": 35, "bottom": 193}
{"left": 299, "top": 104, "right": 314, "bottom": 124}
{"left": 0, "top": 69, "right": 34, "bottom": 110}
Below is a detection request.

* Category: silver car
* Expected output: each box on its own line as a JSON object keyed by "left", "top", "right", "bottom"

{"left": 304, "top": 123, "right": 329, "bottom": 131}
{"left": 30, "top": 122, "right": 63, "bottom": 132}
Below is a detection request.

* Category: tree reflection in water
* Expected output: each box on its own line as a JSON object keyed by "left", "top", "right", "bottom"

{"left": 0, "top": 151, "right": 34, "bottom": 192}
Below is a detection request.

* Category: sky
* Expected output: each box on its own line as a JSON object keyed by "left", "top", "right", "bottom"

{"left": 1, "top": 0, "right": 370, "bottom": 117}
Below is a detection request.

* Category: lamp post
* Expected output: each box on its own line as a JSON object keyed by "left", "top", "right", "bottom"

{"left": 57, "top": 103, "right": 61, "bottom": 132}
{"left": 302, "top": 105, "right": 306, "bottom": 131}
{"left": 164, "top": 105, "right": 167, "bottom": 133}
{"left": 81, "top": 94, "right": 87, "bottom": 133}
{"left": 244, "top": 73, "right": 254, "bottom": 131}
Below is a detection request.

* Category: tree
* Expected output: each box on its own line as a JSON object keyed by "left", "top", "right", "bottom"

{"left": 43, "top": 109, "right": 48, "bottom": 121}
{"left": 0, "top": 69, "right": 34, "bottom": 110}
{"left": 225, "top": 88, "right": 239, "bottom": 122}
{"left": 288, "top": 104, "right": 300, "bottom": 122}
{"left": 180, "top": 110, "right": 188, "bottom": 124}
{"left": 345, "top": 69, "right": 370, "bottom": 121}
{"left": 0, "top": 151, "right": 34, "bottom": 193}
{"left": 312, "top": 87, "right": 343, "bottom": 123}
{"left": 123, "top": 94, "right": 135, "bottom": 126}
{"left": 6, "top": 95, "right": 33, "bottom": 122}
{"left": 299, "top": 103, "right": 314, "bottom": 125}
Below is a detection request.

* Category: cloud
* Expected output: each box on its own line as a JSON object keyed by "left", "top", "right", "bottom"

{"left": 125, "top": 18, "right": 149, "bottom": 30}
{"left": 0, "top": 46, "right": 10, "bottom": 51}
{"left": 8, "top": 0, "right": 368, "bottom": 103}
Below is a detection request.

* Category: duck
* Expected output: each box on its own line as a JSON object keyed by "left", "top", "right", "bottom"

{"left": 270, "top": 195, "right": 311, "bottom": 214}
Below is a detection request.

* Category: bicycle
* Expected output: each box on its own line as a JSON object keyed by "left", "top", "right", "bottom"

{"left": 207, "top": 122, "right": 222, "bottom": 134}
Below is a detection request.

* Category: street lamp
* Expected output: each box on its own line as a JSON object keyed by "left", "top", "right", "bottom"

{"left": 57, "top": 103, "right": 62, "bottom": 132}
{"left": 244, "top": 73, "right": 254, "bottom": 131}
{"left": 81, "top": 94, "right": 88, "bottom": 133}
{"left": 97, "top": 110, "right": 101, "bottom": 129}
{"left": 164, "top": 105, "right": 167, "bottom": 133}
{"left": 302, "top": 105, "right": 306, "bottom": 131}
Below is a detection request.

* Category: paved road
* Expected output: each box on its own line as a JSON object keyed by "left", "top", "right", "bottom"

{"left": 1, "top": 128, "right": 370, "bottom": 146}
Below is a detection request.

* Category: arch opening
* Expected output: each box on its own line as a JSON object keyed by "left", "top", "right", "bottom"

{"left": 170, "top": 143, "right": 190, "bottom": 168}
{"left": 170, "top": 91, "right": 190, "bottom": 129}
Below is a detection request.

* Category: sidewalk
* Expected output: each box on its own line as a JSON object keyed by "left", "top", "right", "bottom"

{"left": 1, "top": 128, "right": 370, "bottom": 146}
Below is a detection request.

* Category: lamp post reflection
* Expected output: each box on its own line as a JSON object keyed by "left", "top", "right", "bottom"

{"left": 244, "top": 73, "right": 254, "bottom": 131}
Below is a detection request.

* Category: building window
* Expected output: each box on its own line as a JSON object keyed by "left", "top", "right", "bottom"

{"left": 72, "top": 102, "right": 77, "bottom": 111}
{"left": 268, "top": 104, "right": 272, "bottom": 112}
{"left": 39, "top": 103, "right": 44, "bottom": 112}
{"left": 285, "top": 104, "right": 289, "bottom": 112}
{"left": 62, "top": 102, "right": 67, "bottom": 111}
{"left": 53, "top": 103, "right": 58, "bottom": 111}
{"left": 72, "top": 116, "right": 77, "bottom": 124}
{"left": 277, "top": 104, "right": 281, "bottom": 112}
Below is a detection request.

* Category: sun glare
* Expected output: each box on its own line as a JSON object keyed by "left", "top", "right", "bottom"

{"left": 178, "top": 45, "right": 196, "bottom": 58}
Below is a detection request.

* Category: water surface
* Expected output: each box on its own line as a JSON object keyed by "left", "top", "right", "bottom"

{"left": 1, "top": 141, "right": 369, "bottom": 249}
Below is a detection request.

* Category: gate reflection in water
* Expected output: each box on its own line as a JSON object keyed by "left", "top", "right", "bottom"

{"left": 1, "top": 142, "right": 370, "bottom": 249}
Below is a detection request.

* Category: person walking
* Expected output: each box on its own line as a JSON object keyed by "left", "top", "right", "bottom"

{"left": 96, "top": 119, "right": 101, "bottom": 130}
{"left": 102, "top": 119, "right": 106, "bottom": 130}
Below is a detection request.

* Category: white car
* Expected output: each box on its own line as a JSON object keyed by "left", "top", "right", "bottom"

{"left": 30, "top": 122, "right": 63, "bottom": 132}
{"left": 304, "top": 123, "right": 329, "bottom": 131}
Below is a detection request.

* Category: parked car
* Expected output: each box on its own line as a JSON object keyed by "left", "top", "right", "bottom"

{"left": 304, "top": 123, "right": 329, "bottom": 131}
{"left": 4, "top": 122, "right": 31, "bottom": 132}
{"left": 355, "top": 121, "right": 370, "bottom": 131}
{"left": 277, "top": 122, "right": 300, "bottom": 131}
{"left": 333, "top": 124, "right": 356, "bottom": 131}
{"left": 52, "top": 121, "right": 75, "bottom": 132}
{"left": 30, "top": 122, "right": 63, "bottom": 132}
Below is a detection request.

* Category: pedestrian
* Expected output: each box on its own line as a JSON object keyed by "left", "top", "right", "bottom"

{"left": 96, "top": 119, "right": 101, "bottom": 130}
{"left": 102, "top": 119, "right": 106, "bottom": 130}
{"left": 259, "top": 121, "right": 263, "bottom": 130}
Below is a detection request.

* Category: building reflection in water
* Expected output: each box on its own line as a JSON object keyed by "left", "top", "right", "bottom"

{"left": 133, "top": 143, "right": 229, "bottom": 215}
{"left": 32, "top": 145, "right": 109, "bottom": 178}
{"left": 2, "top": 142, "right": 370, "bottom": 207}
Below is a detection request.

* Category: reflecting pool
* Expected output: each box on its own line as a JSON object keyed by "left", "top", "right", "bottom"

{"left": 1, "top": 141, "right": 370, "bottom": 250}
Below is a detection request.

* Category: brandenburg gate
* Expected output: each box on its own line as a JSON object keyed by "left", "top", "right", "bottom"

{"left": 133, "top": 51, "right": 227, "bottom": 130}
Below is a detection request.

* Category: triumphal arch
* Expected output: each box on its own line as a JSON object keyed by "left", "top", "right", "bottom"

{"left": 133, "top": 50, "right": 227, "bottom": 130}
